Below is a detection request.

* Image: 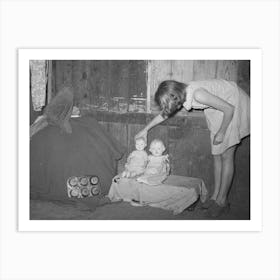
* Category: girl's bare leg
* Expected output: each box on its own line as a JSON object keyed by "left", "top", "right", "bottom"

{"left": 216, "top": 145, "right": 237, "bottom": 206}
{"left": 201, "top": 154, "right": 222, "bottom": 209}
{"left": 212, "top": 154, "right": 222, "bottom": 200}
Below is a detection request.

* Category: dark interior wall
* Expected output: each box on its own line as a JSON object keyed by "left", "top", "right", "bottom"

{"left": 85, "top": 110, "right": 249, "bottom": 213}
{"left": 237, "top": 60, "right": 250, "bottom": 95}
{"left": 53, "top": 60, "right": 147, "bottom": 113}
{"left": 51, "top": 60, "right": 250, "bottom": 206}
{"left": 53, "top": 60, "right": 250, "bottom": 114}
{"left": 90, "top": 111, "right": 214, "bottom": 190}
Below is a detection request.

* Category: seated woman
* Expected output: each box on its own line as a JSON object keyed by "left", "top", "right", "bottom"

{"left": 30, "top": 87, "right": 125, "bottom": 208}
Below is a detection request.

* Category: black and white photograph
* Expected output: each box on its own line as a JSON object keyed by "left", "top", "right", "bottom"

{"left": 2, "top": 1, "right": 280, "bottom": 280}
{"left": 18, "top": 49, "right": 260, "bottom": 228}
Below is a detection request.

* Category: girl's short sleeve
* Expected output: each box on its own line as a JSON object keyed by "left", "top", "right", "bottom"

{"left": 183, "top": 84, "right": 196, "bottom": 111}
{"left": 183, "top": 82, "right": 210, "bottom": 110}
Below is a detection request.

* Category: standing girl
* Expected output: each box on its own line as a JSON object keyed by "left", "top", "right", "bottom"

{"left": 135, "top": 79, "right": 250, "bottom": 217}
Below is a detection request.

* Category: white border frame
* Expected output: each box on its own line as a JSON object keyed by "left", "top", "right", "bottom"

{"left": 19, "top": 49, "right": 262, "bottom": 232}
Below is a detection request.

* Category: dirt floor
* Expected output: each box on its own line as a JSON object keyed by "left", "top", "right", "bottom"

{"left": 30, "top": 195, "right": 249, "bottom": 220}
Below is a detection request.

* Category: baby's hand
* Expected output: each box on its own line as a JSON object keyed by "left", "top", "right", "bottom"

{"left": 213, "top": 131, "right": 225, "bottom": 145}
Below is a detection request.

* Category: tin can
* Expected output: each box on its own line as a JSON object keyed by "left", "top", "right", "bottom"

{"left": 67, "top": 175, "right": 101, "bottom": 198}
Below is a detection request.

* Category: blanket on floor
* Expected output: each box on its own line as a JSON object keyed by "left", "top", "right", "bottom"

{"left": 108, "top": 175, "right": 207, "bottom": 215}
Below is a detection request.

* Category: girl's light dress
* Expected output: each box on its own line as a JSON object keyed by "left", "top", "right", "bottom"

{"left": 184, "top": 79, "right": 250, "bottom": 155}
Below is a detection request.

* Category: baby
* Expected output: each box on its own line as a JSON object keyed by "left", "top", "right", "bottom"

{"left": 121, "top": 137, "right": 148, "bottom": 178}
{"left": 137, "top": 139, "right": 170, "bottom": 185}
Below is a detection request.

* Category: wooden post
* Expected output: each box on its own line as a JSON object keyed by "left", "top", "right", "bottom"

{"left": 148, "top": 60, "right": 172, "bottom": 113}
{"left": 47, "top": 60, "right": 53, "bottom": 104}
{"left": 146, "top": 60, "right": 152, "bottom": 113}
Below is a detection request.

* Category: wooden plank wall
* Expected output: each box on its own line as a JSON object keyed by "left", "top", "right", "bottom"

{"left": 52, "top": 60, "right": 250, "bottom": 191}
{"left": 53, "top": 60, "right": 249, "bottom": 113}
{"left": 148, "top": 60, "right": 241, "bottom": 113}
{"left": 91, "top": 111, "right": 214, "bottom": 190}
{"left": 53, "top": 60, "right": 249, "bottom": 112}
{"left": 54, "top": 60, "right": 147, "bottom": 113}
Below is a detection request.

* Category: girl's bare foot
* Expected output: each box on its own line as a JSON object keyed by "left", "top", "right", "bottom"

{"left": 208, "top": 202, "right": 230, "bottom": 218}
{"left": 200, "top": 199, "right": 216, "bottom": 210}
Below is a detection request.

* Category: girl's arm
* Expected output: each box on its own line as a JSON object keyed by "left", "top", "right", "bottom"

{"left": 135, "top": 114, "right": 167, "bottom": 142}
{"left": 193, "top": 88, "right": 234, "bottom": 144}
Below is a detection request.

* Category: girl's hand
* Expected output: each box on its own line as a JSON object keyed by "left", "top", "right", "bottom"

{"left": 213, "top": 131, "right": 225, "bottom": 145}
{"left": 135, "top": 129, "right": 147, "bottom": 143}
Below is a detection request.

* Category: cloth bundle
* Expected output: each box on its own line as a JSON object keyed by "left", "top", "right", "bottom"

{"left": 30, "top": 87, "right": 74, "bottom": 138}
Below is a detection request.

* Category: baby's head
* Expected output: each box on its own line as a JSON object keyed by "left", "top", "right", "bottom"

{"left": 149, "top": 139, "right": 166, "bottom": 156}
{"left": 135, "top": 137, "right": 147, "bottom": 151}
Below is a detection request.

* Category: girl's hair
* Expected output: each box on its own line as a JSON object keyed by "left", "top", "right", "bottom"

{"left": 154, "top": 80, "right": 187, "bottom": 118}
